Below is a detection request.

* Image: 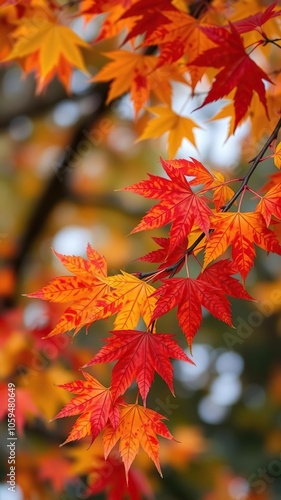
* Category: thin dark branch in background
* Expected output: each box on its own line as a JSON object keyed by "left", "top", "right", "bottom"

{"left": 0, "top": 82, "right": 109, "bottom": 311}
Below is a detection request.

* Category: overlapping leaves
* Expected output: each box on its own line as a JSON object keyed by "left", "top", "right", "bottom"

{"left": 18, "top": 0, "right": 281, "bottom": 487}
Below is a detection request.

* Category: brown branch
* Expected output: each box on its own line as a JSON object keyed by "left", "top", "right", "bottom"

{"left": 0, "top": 82, "right": 110, "bottom": 310}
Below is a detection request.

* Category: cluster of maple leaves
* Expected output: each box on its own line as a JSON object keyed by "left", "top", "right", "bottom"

{"left": 2, "top": 0, "right": 281, "bottom": 491}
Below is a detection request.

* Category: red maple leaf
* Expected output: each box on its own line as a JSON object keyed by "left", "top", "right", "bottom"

{"left": 152, "top": 277, "right": 233, "bottom": 350}
{"left": 191, "top": 23, "right": 271, "bottom": 129}
{"left": 85, "top": 329, "right": 194, "bottom": 405}
{"left": 233, "top": 2, "right": 281, "bottom": 35}
{"left": 120, "top": 158, "right": 212, "bottom": 255}
{"left": 0, "top": 384, "right": 42, "bottom": 435}
{"left": 143, "top": 9, "right": 209, "bottom": 73}
{"left": 52, "top": 372, "right": 120, "bottom": 445}
{"left": 136, "top": 236, "right": 187, "bottom": 280}
{"left": 120, "top": 0, "right": 177, "bottom": 43}
{"left": 86, "top": 455, "right": 154, "bottom": 500}
{"left": 198, "top": 259, "right": 254, "bottom": 301}
{"left": 25, "top": 245, "right": 116, "bottom": 337}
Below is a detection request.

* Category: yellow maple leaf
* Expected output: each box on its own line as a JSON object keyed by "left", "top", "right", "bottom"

{"left": 274, "top": 142, "right": 281, "bottom": 169}
{"left": 104, "top": 271, "right": 157, "bottom": 330}
{"left": 18, "top": 364, "right": 73, "bottom": 421}
{"left": 137, "top": 105, "right": 200, "bottom": 158}
{"left": 5, "top": 16, "right": 89, "bottom": 91}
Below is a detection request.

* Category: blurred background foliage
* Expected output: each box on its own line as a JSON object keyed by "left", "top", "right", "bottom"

{"left": 1, "top": 7, "right": 281, "bottom": 500}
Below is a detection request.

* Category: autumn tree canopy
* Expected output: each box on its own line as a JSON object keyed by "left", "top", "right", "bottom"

{"left": 1, "top": 1, "right": 281, "bottom": 499}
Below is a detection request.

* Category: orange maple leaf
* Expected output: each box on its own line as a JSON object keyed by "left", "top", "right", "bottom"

{"left": 93, "top": 51, "right": 158, "bottom": 117}
{"left": 5, "top": 15, "right": 89, "bottom": 91}
{"left": 93, "top": 50, "right": 185, "bottom": 116}
{"left": 26, "top": 245, "right": 112, "bottom": 337}
{"left": 204, "top": 211, "right": 281, "bottom": 280}
{"left": 255, "top": 182, "right": 281, "bottom": 226}
{"left": 143, "top": 10, "right": 210, "bottom": 65}
{"left": 53, "top": 372, "right": 120, "bottom": 445}
{"left": 210, "top": 170, "right": 236, "bottom": 211}
{"left": 121, "top": 158, "right": 212, "bottom": 255}
{"left": 85, "top": 329, "right": 194, "bottom": 404}
{"left": 103, "top": 403, "right": 174, "bottom": 481}
{"left": 80, "top": 0, "right": 137, "bottom": 41}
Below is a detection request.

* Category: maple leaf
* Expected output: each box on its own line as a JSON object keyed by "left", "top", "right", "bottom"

{"left": 85, "top": 329, "right": 194, "bottom": 404}
{"left": 120, "top": 158, "right": 212, "bottom": 255}
{"left": 80, "top": 0, "right": 118, "bottom": 17}
{"left": 137, "top": 105, "right": 200, "bottom": 158}
{"left": 233, "top": 2, "right": 281, "bottom": 35}
{"left": 103, "top": 403, "right": 174, "bottom": 481}
{"left": 102, "top": 271, "right": 157, "bottom": 330}
{"left": 210, "top": 170, "right": 236, "bottom": 211}
{"left": 177, "top": 157, "right": 213, "bottom": 186}
{"left": 38, "top": 451, "right": 74, "bottom": 493}
{"left": 86, "top": 455, "right": 154, "bottom": 500}
{"left": 26, "top": 245, "right": 112, "bottom": 337}
{"left": 204, "top": 212, "right": 281, "bottom": 280}
{"left": 260, "top": 172, "right": 281, "bottom": 194}
{"left": 93, "top": 51, "right": 186, "bottom": 116}
{"left": 0, "top": 384, "right": 42, "bottom": 435}
{"left": 137, "top": 236, "right": 187, "bottom": 280}
{"left": 143, "top": 10, "right": 210, "bottom": 65}
{"left": 120, "top": 0, "right": 178, "bottom": 43}
{"left": 152, "top": 277, "right": 233, "bottom": 350}
{"left": 255, "top": 182, "right": 281, "bottom": 226}
{"left": 274, "top": 142, "right": 281, "bottom": 169}
{"left": 5, "top": 16, "right": 89, "bottom": 91}
{"left": 93, "top": 51, "right": 158, "bottom": 117}
{"left": 80, "top": 0, "right": 140, "bottom": 42}
{"left": 137, "top": 236, "right": 181, "bottom": 264}
{"left": 191, "top": 23, "right": 272, "bottom": 129}
{"left": 198, "top": 259, "right": 253, "bottom": 301}
{"left": 52, "top": 372, "right": 120, "bottom": 445}
{"left": 183, "top": 160, "right": 235, "bottom": 210}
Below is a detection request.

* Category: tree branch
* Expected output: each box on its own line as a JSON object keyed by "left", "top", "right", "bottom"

{"left": 0, "top": 82, "right": 110, "bottom": 310}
